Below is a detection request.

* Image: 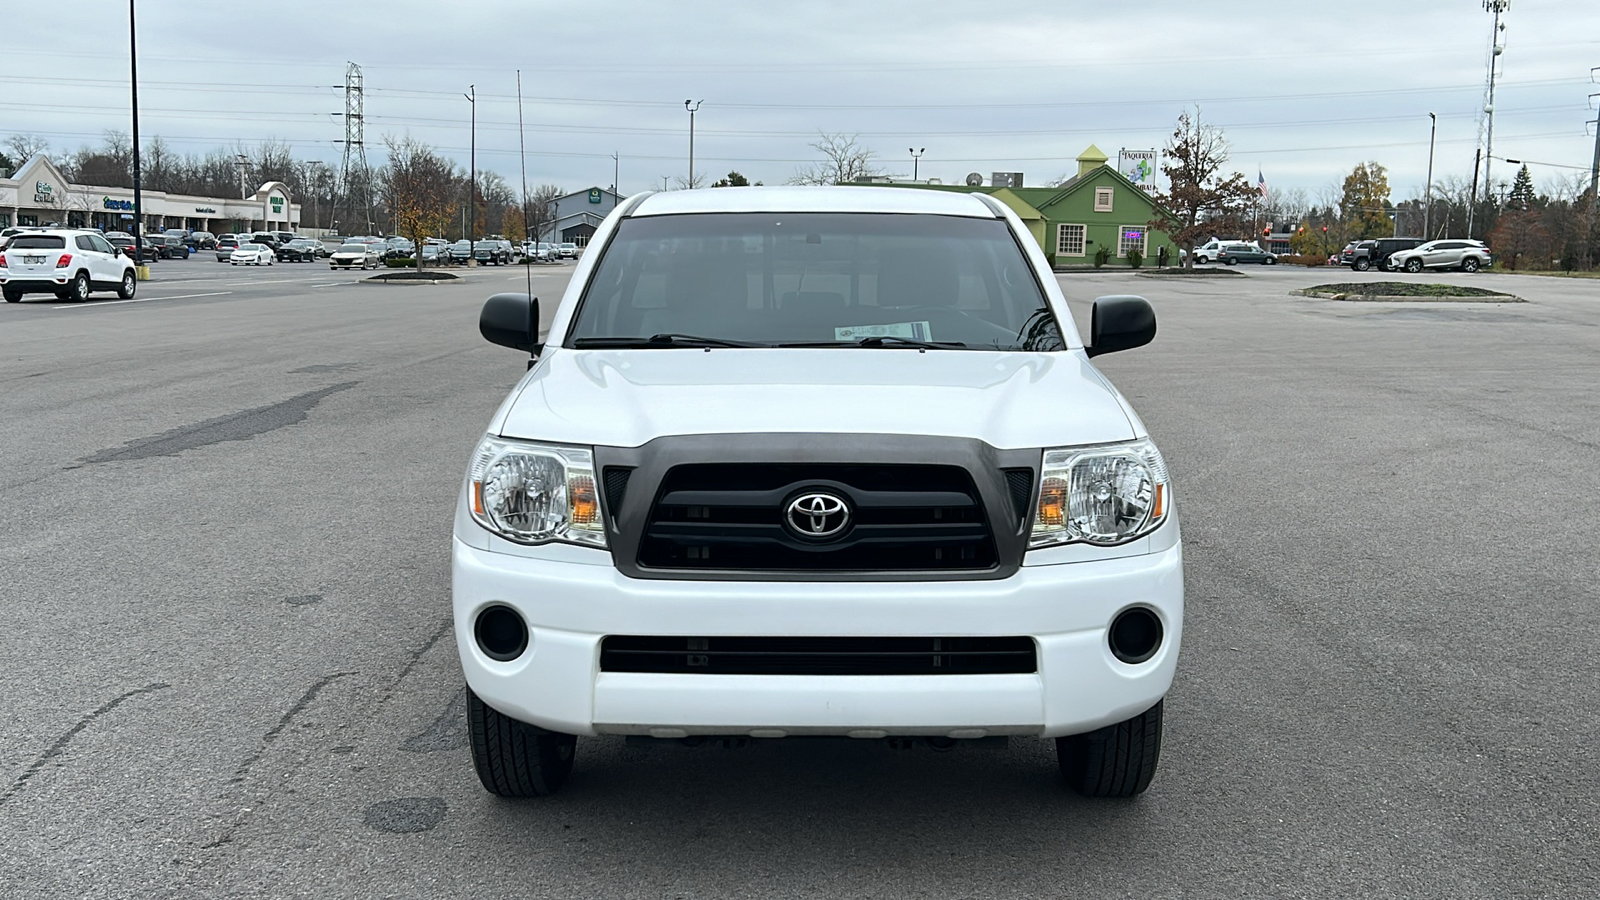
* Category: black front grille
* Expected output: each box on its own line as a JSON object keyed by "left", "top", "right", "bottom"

{"left": 1002, "top": 467, "right": 1035, "bottom": 528}
{"left": 600, "top": 636, "right": 1037, "bottom": 675}
{"left": 603, "top": 466, "right": 632, "bottom": 515}
{"left": 637, "top": 463, "right": 996, "bottom": 572}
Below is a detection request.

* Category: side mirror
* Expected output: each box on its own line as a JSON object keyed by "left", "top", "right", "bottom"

{"left": 479, "top": 292, "right": 542, "bottom": 355}
{"left": 1086, "top": 295, "right": 1156, "bottom": 358}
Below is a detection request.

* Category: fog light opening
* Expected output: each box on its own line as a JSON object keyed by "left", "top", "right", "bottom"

{"left": 475, "top": 605, "right": 528, "bottom": 662}
{"left": 1108, "top": 606, "right": 1163, "bottom": 665}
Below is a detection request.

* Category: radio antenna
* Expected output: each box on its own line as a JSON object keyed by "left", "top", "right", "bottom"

{"left": 516, "top": 70, "right": 534, "bottom": 301}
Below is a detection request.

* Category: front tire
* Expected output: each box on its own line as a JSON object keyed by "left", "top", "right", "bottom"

{"left": 1404, "top": 258, "right": 1423, "bottom": 274}
{"left": 117, "top": 271, "right": 136, "bottom": 299}
{"left": 1057, "top": 699, "right": 1163, "bottom": 798}
{"left": 467, "top": 687, "right": 576, "bottom": 797}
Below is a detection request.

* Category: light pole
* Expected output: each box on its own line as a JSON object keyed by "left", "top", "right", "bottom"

{"left": 1590, "top": 75, "right": 1600, "bottom": 199}
{"left": 465, "top": 85, "right": 476, "bottom": 257}
{"left": 612, "top": 151, "right": 619, "bottom": 203}
{"left": 910, "top": 147, "right": 925, "bottom": 182}
{"left": 128, "top": 0, "right": 145, "bottom": 273}
{"left": 684, "top": 100, "right": 702, "bottom": 189}
{"left": 1424, "top": 112, "right": 1437, "bottom": 239}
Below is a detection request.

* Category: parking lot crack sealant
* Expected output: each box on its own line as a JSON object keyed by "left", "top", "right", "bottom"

{"left": 0, "top": 682, "right": 170, "bottom": 808}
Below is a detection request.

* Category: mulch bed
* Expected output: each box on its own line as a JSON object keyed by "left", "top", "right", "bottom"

{"left": 1301, "top": 282, "right": 1522, "bottom": 302}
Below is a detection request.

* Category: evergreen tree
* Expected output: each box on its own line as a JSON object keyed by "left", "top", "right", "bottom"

{"left": 1507, "top": 164, "right": 1535, "bottom": 211}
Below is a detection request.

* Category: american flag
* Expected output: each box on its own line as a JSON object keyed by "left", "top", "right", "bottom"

{"left": 1258, "top": 169, "right": 1268, "bottom": 199}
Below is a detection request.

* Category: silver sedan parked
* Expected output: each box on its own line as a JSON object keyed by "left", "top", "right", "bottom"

{"left": 329, "top": 242, "right": 382, "bottom": 270}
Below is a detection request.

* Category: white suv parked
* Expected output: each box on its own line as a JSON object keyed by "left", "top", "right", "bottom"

{"left": 1386, "top": 239, "right": 1492, "bottom": 273}
{"left": 455, "top": 187, "right": 1183, "bottom": 799}
{"left": 0, "top": 229, "right": 138, "bottom": 303}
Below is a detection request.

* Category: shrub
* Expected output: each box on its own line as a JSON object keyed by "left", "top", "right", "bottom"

{"left": 1093, "top": 245, "right": 1111, "bottom": 268}
{"left": 1277, "top": 254, "right": 1327, "bottom": 267}
{"left": 386, "top": 257, "right": 416, "bottom": 268}
{"left": 1127, "top": 247, "right": 1143, "bottom": 269}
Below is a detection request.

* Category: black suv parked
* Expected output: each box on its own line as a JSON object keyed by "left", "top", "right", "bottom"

{"left": 157, "top": 234, "right": 191, "bottom": 259}
{"left": 1350, "top": 238, "right": 1422, "bottom": 272}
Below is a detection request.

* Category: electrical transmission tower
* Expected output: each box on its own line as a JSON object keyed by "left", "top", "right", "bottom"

{"left": 336, "top": 62, "right": 374, "bottom": 235}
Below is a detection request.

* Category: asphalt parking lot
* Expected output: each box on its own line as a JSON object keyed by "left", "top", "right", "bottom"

{"left": 1, "top": 261, "right": 1596, "bottom": 898}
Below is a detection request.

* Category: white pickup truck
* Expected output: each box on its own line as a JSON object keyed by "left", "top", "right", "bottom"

{"left": 454, "top": 186, "right": 1182, "bottom": 798}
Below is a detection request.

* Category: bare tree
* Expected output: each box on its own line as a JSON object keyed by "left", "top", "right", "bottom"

{"left": 3, "top": 133, "right": 49, "bottom": 162}
{"left": 1148, "top": 112, "right": 1256, "bottom": 267}
{"left": 788, "top": 132, "right": 880, "bottom": 185}
{"left": 1260, "top": 186, "right": 1307, "bottom": 231}
{"left": 673, "top": 173, "right": 708, "bottom": 190}
{"left": 477, "top": 171, "right": 517, "bottom": 234}
{"left": 142, "top": 136, "right": 177, "bottom": 193}
{"left": 244, "top": 138, "right": 296, "bottom": 188}
{"left": 529, "top": 184, "right": 562, "bottom": 242}
{"left": 61, "top": 132, "right": 134, "bottom": 188}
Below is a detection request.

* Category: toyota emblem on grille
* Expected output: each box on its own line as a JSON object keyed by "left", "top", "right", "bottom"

{"left": 785, "top": 492, "right": 851, "bottom": 540}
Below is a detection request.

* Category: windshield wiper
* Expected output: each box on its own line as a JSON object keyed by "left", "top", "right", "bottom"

{"left": 572, "top": 333, "right": 767, "bottom": 349}
{"left": 776, "top": 336, "right": 969, "bottom": 350}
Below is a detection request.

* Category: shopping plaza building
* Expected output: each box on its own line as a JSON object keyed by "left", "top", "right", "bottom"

{"left": 0, "top": 154, "right": 300, "bottom": 235}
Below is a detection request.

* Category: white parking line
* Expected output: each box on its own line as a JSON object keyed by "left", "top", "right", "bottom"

{"left": 311, "top": 281, "right": 360, "bottom": 287}
{"left": 57, "top": 291, "right": 233, "bottom": 308}
{"left": 223, "top": 279, "right": 307, "bottom": 286}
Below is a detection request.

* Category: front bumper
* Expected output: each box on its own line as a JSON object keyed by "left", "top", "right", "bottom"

{"left": 453, "top": 537, "right": 1183, "bottom": 739}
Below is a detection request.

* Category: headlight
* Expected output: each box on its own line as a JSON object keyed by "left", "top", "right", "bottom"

{"left": 1030, "top": 438, "right": 1169, "bottom": 548}
{"left": 467, "top": 436, "right": 605, "bottom": 547}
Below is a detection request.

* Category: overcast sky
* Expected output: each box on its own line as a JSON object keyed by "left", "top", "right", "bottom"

{"left": 5, "top": 1, "right": 1597, "bottom": 201}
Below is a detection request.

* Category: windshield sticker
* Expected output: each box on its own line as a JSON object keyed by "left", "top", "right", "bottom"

{"left": 835, "top": 321, "right": 932, "bottom": 341}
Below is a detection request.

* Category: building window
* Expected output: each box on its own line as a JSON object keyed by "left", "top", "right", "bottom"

{"left": 1118, "top": 226, "right": 1147, "bottom": 258}
{"left": 1094, "top": 188, "right": 1114, "bottom": 212}
{"left": 1056, "top": 224, "right": 1086, "bottom": 257}
{"left": 0, "top": 213, "right": 9, "bottom": 228}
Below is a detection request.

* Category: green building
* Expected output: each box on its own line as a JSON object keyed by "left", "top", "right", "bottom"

{"left": 861, "top": 146, "right": 1178, "bottom": 269}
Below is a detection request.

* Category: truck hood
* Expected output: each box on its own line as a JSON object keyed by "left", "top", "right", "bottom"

{"left": 494, "top": 348, "right": 1140, "bottom": 450}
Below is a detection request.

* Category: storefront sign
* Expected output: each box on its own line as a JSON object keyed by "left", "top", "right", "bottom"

{"left": 588, "top": 188, "right": 602, "bottom": 204}
{"left": 103, "top": 197, "right": 135, "bottom": 210}
{"left": 194, "top": 206, "right": 216, "bottom": 214}
{"left": 1118, "top": 150, "right": 1158, "bottom": 193}
{"left": 34, "top": 181, "right": 56, "bottom": 204}
{"left": 269, "top": 196, "right": 284, "bottom": 214}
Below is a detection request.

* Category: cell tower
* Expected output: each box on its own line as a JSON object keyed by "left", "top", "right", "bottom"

{"left": 337, "top": 62, "right": 374, "bottom": 235}
{"left": 1479, "top": 2, "right": 1509, "bottom": 202}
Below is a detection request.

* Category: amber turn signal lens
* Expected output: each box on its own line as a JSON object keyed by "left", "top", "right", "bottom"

{"left": 570, "top": 474, "right": 599, "bottom": 525}
{"left": 1151, "top": 483, "right": 1165, "bottom": 520}
{"left": 1037, "top": 475, "right": 1067, "bottom": 526}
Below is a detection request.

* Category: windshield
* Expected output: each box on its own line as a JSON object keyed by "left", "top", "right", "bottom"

{"left": 9, "top": 235, "right": 67, "bottom": 249}
{"left": 566, "top": 213, "right": 1062, "bottom": 351}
